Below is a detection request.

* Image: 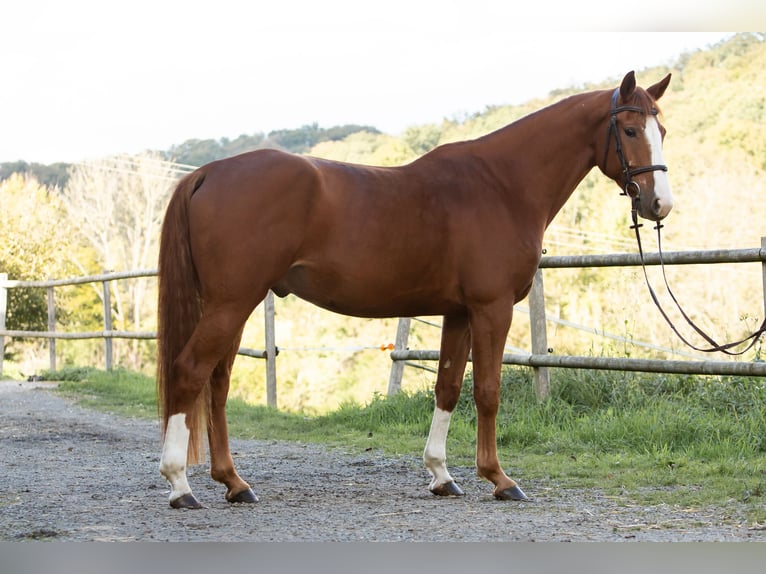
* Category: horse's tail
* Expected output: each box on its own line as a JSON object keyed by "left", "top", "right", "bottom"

{"left": 157, "top": 170, "right": 209, "bottom": 465}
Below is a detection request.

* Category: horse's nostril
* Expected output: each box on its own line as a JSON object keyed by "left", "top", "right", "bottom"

{"left": 653, "top": 198, "right": 662, "bottom": 215}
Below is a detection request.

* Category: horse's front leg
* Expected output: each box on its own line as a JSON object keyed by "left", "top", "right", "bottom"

{"left": 469, "top": 302, "right": 529, "bottom": 501}
{"left": 208, "top": 337, "right": 258, "bottom": 504}
{"left": 424, "top": 312, "right": 471, "bottom": 496}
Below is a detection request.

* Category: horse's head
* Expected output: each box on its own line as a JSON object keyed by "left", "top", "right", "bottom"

{"left": 598, "top": 71, "right": 673, "bottom": 222}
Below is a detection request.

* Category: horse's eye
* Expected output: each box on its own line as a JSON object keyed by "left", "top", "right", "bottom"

{"left": 624, "top": 127, "right": 638, "bottom": 138}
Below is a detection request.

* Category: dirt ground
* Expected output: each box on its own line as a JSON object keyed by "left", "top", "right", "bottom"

{"left": 1, "top": 379, "right": 764, "bottom": 542}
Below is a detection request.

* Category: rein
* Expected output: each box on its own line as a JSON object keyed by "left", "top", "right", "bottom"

{"left": 629, "top": 203, "right": 766, "bottom": 355}
{"left": 607, "top": 87, "right": 765, "bottom": 355}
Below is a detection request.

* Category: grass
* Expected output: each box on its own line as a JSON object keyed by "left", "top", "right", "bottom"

{"left": 47, "top": 364, "right": 766, "bottom": 524}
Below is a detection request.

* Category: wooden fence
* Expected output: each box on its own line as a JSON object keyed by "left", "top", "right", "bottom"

{"left": 388, "top": 237, "right": 766, "bottom": 399}
{"left": 1, "top": 237, "right": 765, "bottom": 405}
{"left": 0, "top": 270, "right": 278, "bottom": 402}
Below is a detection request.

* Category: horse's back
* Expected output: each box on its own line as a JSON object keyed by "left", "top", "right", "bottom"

{"left": 184, "top": 147, "right": 538, "bottom": 317}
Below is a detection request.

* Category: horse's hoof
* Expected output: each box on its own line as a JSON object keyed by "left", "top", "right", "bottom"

{"left": 170, "top": 492, "right": 204, "bottom": 509}
{"left": 430, "top": 481, "right": 465, "bottom": 497}
{"left": 227, "top": 488, "right": 259, "bottom": 504}
{"left": 494, "top": 485, "right": 530, "bottom": 501}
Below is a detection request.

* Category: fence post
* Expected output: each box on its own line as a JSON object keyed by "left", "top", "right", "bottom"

{"left": 264, "top": 290, "right": 278, "bottom": 408}
{"left": 103, "top": 279, "right": 113, "bottom": 371}
{"left": 761, "top": 237, "right": 766, "bottom": 321}
{"left": 47, "top": 286, "right": 56, "bottom": 372}
{"left": 0, "top": 273, "right": 6, "bottom": 378}
{"left": 529, "top": 268, "right": 551, "bottom": 401}
{"left": 387, "top": 317, "right": 411, "bottom": 395}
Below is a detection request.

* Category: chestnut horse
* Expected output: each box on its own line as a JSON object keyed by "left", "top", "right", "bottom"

{"left": 157, "top": 71, "right": 673, "bottom": 508}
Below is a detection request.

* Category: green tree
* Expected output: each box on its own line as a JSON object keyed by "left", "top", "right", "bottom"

{"left": 0, "top": 174, "right": 75, "bottom": 358}
{"left": 309, "top": 131, "right": 415, "bottom": 166}
{"left": 403, "top": 123, "right": 443, "bottom": 156}
{"left": 267, "top": 123, "right": 381, "bottom": 154}
{"left": 61, "top": 153, "right": 179, "bottom": 370}
{"left": 0, "top": 161, "right": 71, "bottom": 188}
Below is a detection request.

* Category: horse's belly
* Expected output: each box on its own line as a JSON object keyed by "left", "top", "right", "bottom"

{"left": 272, "top": 262, "right": 459, "bottom": 318}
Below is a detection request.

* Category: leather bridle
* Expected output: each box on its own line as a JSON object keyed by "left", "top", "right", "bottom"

{"left": 603, "top": 88, "right": 668, "bottom": 200}
{"left": 608, "top": 89, "right": 766, "bottom": 355}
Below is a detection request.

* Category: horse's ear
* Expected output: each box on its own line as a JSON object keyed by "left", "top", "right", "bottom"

{"left": 647, "top": 73, "right": 672, "bottom": 101}
{"left": 619, "top": 71, "right": 636, "bottom": 101}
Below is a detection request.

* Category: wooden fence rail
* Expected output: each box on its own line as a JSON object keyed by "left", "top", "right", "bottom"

{"left": 0, "top": 270, "right": 277, "bottom": 405}
{"left": 1, "top": 237, "right": 765, "bottom": 406}
{"left": 387, "top": 236, "right": 766, "bottom": 400}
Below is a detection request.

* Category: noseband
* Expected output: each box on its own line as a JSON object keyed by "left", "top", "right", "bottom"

{"left": 603, "top": 88, "right": 668, "bottom": 200}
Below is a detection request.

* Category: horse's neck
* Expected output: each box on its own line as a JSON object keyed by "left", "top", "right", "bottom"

{"left": 472, "top": 91, "right": 606, "bottom": 227}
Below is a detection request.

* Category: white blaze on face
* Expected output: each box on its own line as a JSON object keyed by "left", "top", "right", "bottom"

{"left": 646, "top": 115, "right": 673, "bottom": 219}
{"left": 159, "top": 413, "right": 192, "bottom": 502}
{"left": 423, "top": 407, "right": 455, "bottom": 490}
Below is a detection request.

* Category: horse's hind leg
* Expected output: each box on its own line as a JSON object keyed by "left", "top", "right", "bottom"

{"left": 207, "top": 328, "right": 258, "bottom": 504}
{"left": 159, "top": 303, "right": 255, "bottom": 509}
{"left": 424, "top": 312, "right": 471, "bottom": 496}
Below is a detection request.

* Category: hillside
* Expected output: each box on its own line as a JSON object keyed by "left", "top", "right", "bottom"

{"left": 0, "top": 124, "right": 380, "bottom": 188}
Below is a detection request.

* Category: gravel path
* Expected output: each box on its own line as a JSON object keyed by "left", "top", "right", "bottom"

{"left": 1, "top": 379, "right": 763, "bottom": 542}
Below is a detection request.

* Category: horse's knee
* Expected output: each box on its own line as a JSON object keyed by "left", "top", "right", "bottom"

{"left": 472, "top": 380, "right": 501, "bottom": 416}
{"left": 434, "top": 372, "right": 464, "bottom": 412}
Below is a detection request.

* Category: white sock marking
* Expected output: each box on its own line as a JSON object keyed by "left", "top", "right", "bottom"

{"left": 159, "top": 413, "right": 193, "bottom": 502}
{"left": 423, "top": 407, "right": 455, "bottom": 490}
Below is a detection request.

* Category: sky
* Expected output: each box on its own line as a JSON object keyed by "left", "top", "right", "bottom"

{"left": 0, "top": 1, "right": 756, "bottom": 164}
